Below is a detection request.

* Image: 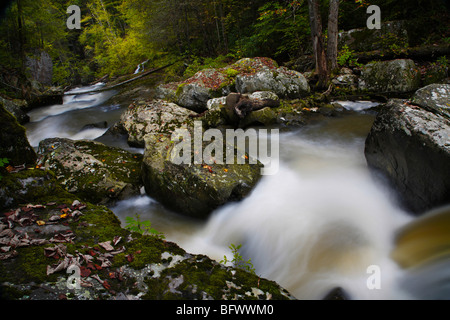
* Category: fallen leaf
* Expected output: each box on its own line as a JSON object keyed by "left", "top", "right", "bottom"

{"left": 126, "top": 254, "right": 134, "bottom": 262}
{"left": 80, "top": 266, "right": 91, "bottom": 278}
{"left": 0, "top": 250, "right": 18, "bottom": 260}
{"left": 112, "top": 236, "right": 122, "bottom": 246}
{"left": 36, "top": 220, "right": 46, "bottom": 226}
{"left": 99, "top": 241, "right": 114, "bottom": 251}
{"left": 102, "top": 280, "right": 111, "bottom": 290}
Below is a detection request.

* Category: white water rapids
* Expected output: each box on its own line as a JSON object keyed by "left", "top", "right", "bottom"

{"left": 25, "top": 85, "right": 440, "bottom": 299}
{"left": 112, "top": 112, "right": 414, "bottom": 300}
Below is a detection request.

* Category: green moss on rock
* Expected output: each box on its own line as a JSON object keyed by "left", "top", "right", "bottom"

{"left": 0, "top": 102, "right": 37, "bottom": 167}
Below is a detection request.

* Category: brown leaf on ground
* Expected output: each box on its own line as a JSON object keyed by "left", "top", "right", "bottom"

{"left": 99, "top": 241, "right": 114, "bottom": 251}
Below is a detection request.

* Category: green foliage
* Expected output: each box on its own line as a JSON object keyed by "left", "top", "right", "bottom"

{"left": 437, "top": 56, "right": 449, "bottom": 69}
{"left": 124, "top": 213, "right": 165, "bottom": 239}
{"left": 238, "top": 1, "right": 309, "bottom": 59}
{"left": 220, "top": 243, "right": 255, "bottom": 274}
{"left": 0, "top": 157, "right": 9, "bottom": 181}
{"left": 337, "top": 45, "right": 362, "bottom": 68}
{"left": 183, "top": 55, "right": 232, "bottom": 78}
{"left": 374, "top": 32, "right": 409, "bottom": 56}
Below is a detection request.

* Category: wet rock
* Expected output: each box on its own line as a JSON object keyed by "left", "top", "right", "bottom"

{"left": 202, "top": 91, "right": 335, "bottom": 128}
{"left": 322, "top": 287, "right": 350, "bottom": 300}
{"left": 26, "top": 87, "right": 64, "bottom": 109}
{"left": 359, "top": 59, "right": 421, "bottom": 93}
{"left": 141, "top": 133, "right": 262, "bottom": 219}
{"left": 80, "top": 121, "right": 108, "bottom": 131}
{"left": 0, "top": 102, "right": 37, "bottom": 167}
{"left": 365, "top": 99, "right": 450, "bottom": 214}
{"left": 37, "top": 138, "right": 143, "bottom": 205}
{"left": 119, "top": 99, "right": 195, "bottom": 148}
{"left": 412, "top": 83, "right": 450, "bottom": 118}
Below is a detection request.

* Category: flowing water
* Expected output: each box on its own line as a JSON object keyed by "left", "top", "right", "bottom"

{"left": 24, "top": 85, "right": 447, "bottom": 300}
{"left": 26, "top": 83, "right": 120, "bottom": 148}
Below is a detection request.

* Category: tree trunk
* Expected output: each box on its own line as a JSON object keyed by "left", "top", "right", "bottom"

{"left": 17, "top": 0, "right": 25, "bottom": 74}
{"left": 218, "top": 1, "right": 228, "bottom": 53}
{"left": 327, "top": 0, "right": 339, "bottom": 72}
{"left": 307, "top": 0, "right": 328, "bottom": 88}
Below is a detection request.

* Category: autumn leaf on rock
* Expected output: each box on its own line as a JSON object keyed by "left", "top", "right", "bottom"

{"left": 80, "top": 266, "right": 91, "bottom": 278}
{"left": 99, "top": 240, "right": 114, "bottom": 251}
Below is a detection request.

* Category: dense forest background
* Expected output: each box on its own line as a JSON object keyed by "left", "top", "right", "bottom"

{"left": 0, "top": 0, "right": 449, "bottom": 92}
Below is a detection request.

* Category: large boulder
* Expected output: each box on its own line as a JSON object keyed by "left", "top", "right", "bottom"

{"left": 364, "top": 98, "right": 450, "bottom": 214}
{"left": 359, "top": 59, "right": 421, "bottom": 93}
{"left": 119, "top": 99, "right": 196, "bottom": 148}
{"left": 156, "top": 57, "right": 309, "bottom": 112}
{"left": 141, "top": 133, "right": 262, "bottom": 219}
{"left": 234, "top": 63, "right": 310, "bottom": 98}
{"left": 37, "top": 138, "right": 143, "bottom": 205}
{"left": 0, "top": 102, "right": 36, "bottom": 167}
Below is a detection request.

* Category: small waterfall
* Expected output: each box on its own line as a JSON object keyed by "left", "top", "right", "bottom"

{"left": 134, "top": 60, "right": 149, "bottom": 74}
{"left": 25, "top": 83, "right": 120, "bottom": 148}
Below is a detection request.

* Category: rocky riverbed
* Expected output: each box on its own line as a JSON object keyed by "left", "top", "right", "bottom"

{"left": 1, "top": 56, "right": 449, "bottom": 300}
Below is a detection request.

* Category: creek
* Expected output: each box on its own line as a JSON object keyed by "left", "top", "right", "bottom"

{"left": 23, "top": 84, "right": 445, "bottom": 300}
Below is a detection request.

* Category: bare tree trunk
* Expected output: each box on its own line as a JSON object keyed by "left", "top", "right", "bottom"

{"left": 218, "top": 1, "right": 228, "bottom": 53}
{"left": 307, "top": 0, "right": 328, "bottom": 88}
{"left": 327, "top": 0, "right": 339, "bottom": 72}
{"left": 17, "top": 0, "right": 25, "bottom": 74}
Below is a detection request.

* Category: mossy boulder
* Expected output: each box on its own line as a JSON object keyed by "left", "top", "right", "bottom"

{"left": 156, "top": 57, "right": 309, "bottom": 112}
{"left": 0, "top": 102, "right": 37, "bottom": 167}
{"left": 235, "top": 65, "right": 310, "bottom": 98}
{"left": 141, "top": 133, "right": 262, "bottom": 219}
{"left": 0, "top": 169, "right": 72, "bottom": 212}
{"left": 359, "top": 59, "right": 421, "bottom": 93}
{"left": 36, "top": 138, "right": 143, "bottom": 205}
{"left": 119, "top": 99, "right": 196, "bottom": 148}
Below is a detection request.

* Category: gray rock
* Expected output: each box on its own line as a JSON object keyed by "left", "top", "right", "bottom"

{"left": 236, "top": 66, "right": 309, "bottom": 98}
{"left": 156, "top": 58, "right": 309, "bottom": 111}
{"left": 412, "top": 84, "right": 450, "bottom": 118}
{"left": 359, "top": 59, "right": 421, "bottom": 93}
{"left": 365, "top": 99, "right": 450, "bottom": 214}
{"left": 37, "top": 138, "right": 143, "bottom": 205}
{"left": 119, "top": 99, "right": 196, "bottom": 148}
{"left": 141, "top": 133, "right": 262, "bottom": 219}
